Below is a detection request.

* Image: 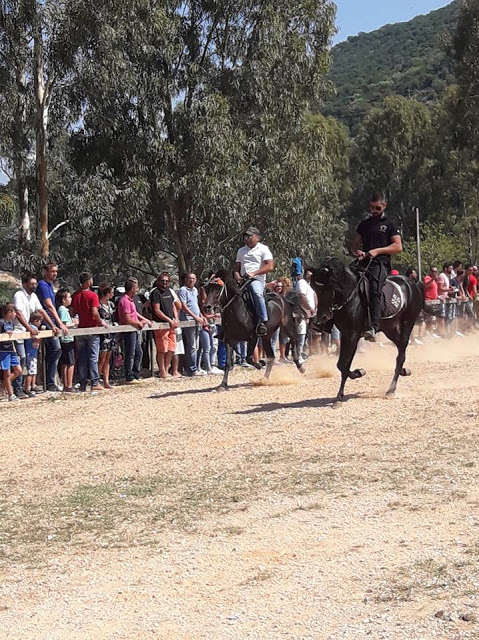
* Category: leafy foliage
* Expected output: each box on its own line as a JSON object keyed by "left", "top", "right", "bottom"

{"left": 323, "top": 1, "right": 459, "bottom": 132}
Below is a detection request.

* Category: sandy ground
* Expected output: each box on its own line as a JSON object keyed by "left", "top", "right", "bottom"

{"left": 0, "top": 336, "right": 479, "bottom": 640}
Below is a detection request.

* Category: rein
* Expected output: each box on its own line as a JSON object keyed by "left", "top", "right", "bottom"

{"left": 216, "top": 278, "right": 251, "bottom": 312}
{"left": 328, "top": 258, "right": 373, "bottom": 314}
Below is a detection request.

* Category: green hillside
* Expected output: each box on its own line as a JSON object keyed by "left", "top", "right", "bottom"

{"left": 323, "top": 1, "right": 459, "bottom": 132}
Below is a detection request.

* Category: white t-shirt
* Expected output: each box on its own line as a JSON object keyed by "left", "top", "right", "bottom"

{"left": 12, "top": 288, "right": 43, "bottom": 342}
{"left": 436, "top": 272, "right": 450, "bottom": 300}
{"left": 296, "top": 278, "right": 317, "bottom": 313}
{"left": 236, "top": 242, "right": 273, "bottom": 287}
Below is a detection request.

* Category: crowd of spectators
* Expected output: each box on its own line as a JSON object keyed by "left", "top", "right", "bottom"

{"left": 0, "top": 258, "right": 478, "bottom": 402}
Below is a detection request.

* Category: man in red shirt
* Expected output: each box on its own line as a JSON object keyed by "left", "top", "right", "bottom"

{"left": 464, "top": 264, "right": 478, "bottom": 331}
{"left": 423, "top": 266, "right": 444, "bottom": 338}
{"left": 72, "top": 272, "right": 107, "bottom": 392}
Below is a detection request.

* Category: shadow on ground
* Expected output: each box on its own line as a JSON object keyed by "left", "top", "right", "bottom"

{"left": 232, "top": 394, "right": 361, "bottom": 414}
{"left": 149, "top": 383, "right": 250, "bottom": 399}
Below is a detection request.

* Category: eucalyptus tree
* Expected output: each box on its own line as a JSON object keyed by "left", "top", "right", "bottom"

{"left": 55, "top": 0, "right": 341, "bottom": 274}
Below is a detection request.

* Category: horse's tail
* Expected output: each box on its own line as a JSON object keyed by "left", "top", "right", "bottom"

{"left": 284, "top": 290, "right": 310, "bottom": 319}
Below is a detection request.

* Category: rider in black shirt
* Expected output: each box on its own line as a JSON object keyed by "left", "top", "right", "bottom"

{"left": 351, "top": 192, "right": 403, "bottom": 341}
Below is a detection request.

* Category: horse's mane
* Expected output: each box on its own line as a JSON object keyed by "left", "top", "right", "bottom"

{"left": 313, "top": 256, "right": 356, "bottom": 293}
{"left": 214, "top": 269, "right": 239, "bottom": 289}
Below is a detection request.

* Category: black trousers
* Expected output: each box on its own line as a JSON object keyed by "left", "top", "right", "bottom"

{"left": 368, "top": 260, "right": 388, "bottom": 330}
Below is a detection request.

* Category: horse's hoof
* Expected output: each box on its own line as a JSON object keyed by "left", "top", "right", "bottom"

{"left": 385, "top": 389, "right": 395, "bottom": 397}
{"left": 400, "top": 368, "right": 412, "bottom": 377}
{"left": 350, "top": 368, "right": 366, "bottom": 380}
{"left": 259, "top": 359, "right": 266, "bottom": 368}
{"left": 299, "top": 366, "right": 306, "bottom": 375}
{"left": 218, "top": 386, "right": 228, "bottom": 392}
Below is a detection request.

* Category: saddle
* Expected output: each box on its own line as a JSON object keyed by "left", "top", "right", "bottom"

{"left": 241, "top": 286, "right": 257, "bottom": 318}
{"left": 240, "top": 284, "right": 273, "bottom": 324}
{"left": 359, "top": 277, "right": 406, "bottom": 319}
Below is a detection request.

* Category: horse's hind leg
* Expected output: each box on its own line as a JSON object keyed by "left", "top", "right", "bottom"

{"left": 283, "top": 318, "right": 306, "bottom": 374}
{"left": 386, "top": 321, "right": 414, "bottom": 396}
{"left": 336, "top": 332, "right": 361, "bottom": 402}
{"left": 219, "top": 344, "right": 233, "bottom": 390}
{"left": 262, "top": 337, "right": 275, "bottom": 380}
{"left": 246, "top": 336, "right": 262, "bottom": 370}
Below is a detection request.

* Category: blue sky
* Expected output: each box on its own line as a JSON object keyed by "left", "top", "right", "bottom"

{"left": 334, "top": 0, "right": 453, "bottom": 43}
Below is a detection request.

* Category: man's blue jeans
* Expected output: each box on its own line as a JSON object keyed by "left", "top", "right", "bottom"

{"left": 45, "top": 336, "right": 61, "bottom": 387}
{"left": 122, "top": 330, "right": 143, "bottom": 381}
{"left": 12, "top": 342, "right": 26, "bottom": 391}
{"left": 182, "top": 325, "right": 199, "bottom": 375}
{"left": 247, "top": 279, "right": 268, "bottom": 322}
{"left": 76, "top": 335, "right": 100, "bottom": 387}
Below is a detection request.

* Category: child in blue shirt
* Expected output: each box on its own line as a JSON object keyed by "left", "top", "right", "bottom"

{"left": 24, "top": 311, "right": 44, "bottom": 397}
{"left": 0, "top": 303, "right": 22, "bottom": 402}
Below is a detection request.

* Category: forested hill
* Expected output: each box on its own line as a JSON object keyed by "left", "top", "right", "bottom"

{"left": 323, "top": 1, "right": 459, "bottom": 132}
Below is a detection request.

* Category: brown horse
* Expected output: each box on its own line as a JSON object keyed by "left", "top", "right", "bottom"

{"left": 204, "top": 270, "right": 309, "bottom": 389}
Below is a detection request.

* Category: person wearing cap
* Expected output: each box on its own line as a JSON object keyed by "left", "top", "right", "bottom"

{"left": 234, "top": 226, "right": 274, "bottom": 335}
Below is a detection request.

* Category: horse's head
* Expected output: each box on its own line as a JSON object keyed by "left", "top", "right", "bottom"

{"left": 203, "top": 269, "right": 230, "bottom": 313}
{"left": 309, "top": 258, "right": 349, "bottom": 323}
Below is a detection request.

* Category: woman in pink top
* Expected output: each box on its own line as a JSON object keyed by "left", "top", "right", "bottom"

{"left": 118, "top": 278, "right": 152, "bottom": 383}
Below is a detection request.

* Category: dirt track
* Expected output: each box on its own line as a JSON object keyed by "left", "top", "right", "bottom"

{"left": 1, "top": 336, "right": 479, "bottom": 639}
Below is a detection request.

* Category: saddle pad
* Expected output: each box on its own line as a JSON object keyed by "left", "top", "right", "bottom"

{"left": 381, "top": 280, "right": 405, "bottom": 319}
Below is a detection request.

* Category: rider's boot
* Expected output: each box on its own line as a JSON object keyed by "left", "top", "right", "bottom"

{"left": 256, "top": 321, "right": 268, "bottom": 336}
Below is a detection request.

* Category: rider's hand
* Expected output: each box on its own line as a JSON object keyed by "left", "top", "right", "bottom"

{"left": 355, "top": 250, "right": 366, "bottom": 260}
{"left": 367, "top": 249, "right": 379, "bottom": 258}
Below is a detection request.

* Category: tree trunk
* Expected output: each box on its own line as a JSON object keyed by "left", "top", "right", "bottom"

{"left": 33, "top": 13, "right": 51, "bottom": 258}
{"left": 13, "top": 64, "right": 30, "bottom": 245}
{"left": 166, "top": 200, "right": 191, "bottom": 275}
{"left": 16, "top": 169, "right": 30, "bottom": 244}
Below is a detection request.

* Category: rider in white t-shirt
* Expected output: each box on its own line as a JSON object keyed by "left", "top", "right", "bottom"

{"left": 234, "top": 226, "right": 274, "bottom": 335}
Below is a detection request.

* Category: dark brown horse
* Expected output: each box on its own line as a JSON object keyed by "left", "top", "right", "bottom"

{"left": 204, "top": 270, "right": 309, "bottom": 389}
{"left": 310, "top": 257, "right": 425, "bottom": 403}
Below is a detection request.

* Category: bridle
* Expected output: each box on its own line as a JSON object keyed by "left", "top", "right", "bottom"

{"left": 316, "top": 258, "right": 373, "bottom": 316}
{"left": 209, "top": 277, "right": 250, "bottom": 312}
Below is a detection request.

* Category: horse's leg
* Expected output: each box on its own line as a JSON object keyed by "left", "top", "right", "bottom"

{"left": 246, "top": 336, "right": 262, "bottom": 369}
{"left": 385, "top": 320, "right": 414, "bottom": 396}
{"left": 336, "top": 331, "right": 362, "bottom": 403}
{"left": 219, "top": 343, "right": 233, "bottom": 390}
{"left": 262, "top": 336, "right": 275, "bottom": 379}
{"left": 282, "top": 315, "right": 306, "bottom": 374}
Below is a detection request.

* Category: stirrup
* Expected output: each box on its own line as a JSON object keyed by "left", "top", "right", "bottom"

{"left": 256, "top": 322, "right": 267, "bottom": 336}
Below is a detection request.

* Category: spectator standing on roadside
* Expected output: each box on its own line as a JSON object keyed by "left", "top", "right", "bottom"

{"left": 296, "top": 272, "right": 317, "bottom": 359}
{"left": 423, "top": 266, "right": 444, "bottom": 338}
{"left": 72, "top": 272, "right": 107, "bottom": 393}
{"left": 178, "top": 273, "right": 206, "bottom": 376}
{"left": 291, "top": 248, "right": 305, "bottom": 287}
{"left": 0, "top": 304, "right": 22, "bottom": 402}
{"left": 98, "top": 283, "right": 116, "bottom": 389}
{"left": 56, "top": 288, "right": 79, "bottom": 392}
{"left": 150, "top": 272, "right": 179, "bottom": 379}
{"left": 437, "top": 262, "right": 455, "bottom": 335}
{"left": 118, "top": 278, "right": 152, "bottom": 383}
{"left": 463, "top": 264, "right": 478, "bottom": 331}
{"left": 13, "top": 273, "right": 57, "bottom": 398}
{"left": 36, "top": 262, "right": 69, "bottom": 391}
